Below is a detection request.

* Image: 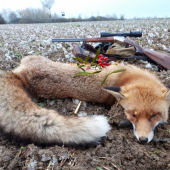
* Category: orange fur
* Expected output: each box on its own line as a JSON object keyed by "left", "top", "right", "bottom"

{"left": 13, "top": 55, "right": 170, "bottom": 143}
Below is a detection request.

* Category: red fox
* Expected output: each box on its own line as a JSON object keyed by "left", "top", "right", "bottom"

{"left": 0, "top": 66, "right": 111, "bottom": 146}
{"left": 1, "top": 55, "right": 169, "bottom": 144}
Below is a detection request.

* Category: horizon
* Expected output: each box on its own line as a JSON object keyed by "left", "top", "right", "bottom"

{"left": 1, "top": 0, "right": 170, "bottom": 19}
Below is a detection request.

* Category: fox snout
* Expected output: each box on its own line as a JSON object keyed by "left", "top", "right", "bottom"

{"left": 139, "top": 136, "right": 150, "bottom": 144}
{"left": 132, "top": 121, "right": 154, "bottom": 144}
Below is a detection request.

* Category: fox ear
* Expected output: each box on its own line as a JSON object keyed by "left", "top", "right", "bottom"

{"left": 103, "top": 86, "right": 125, "bottom": 101}
{"left": 164, "top": 90, "right": 170, "bottom": 101}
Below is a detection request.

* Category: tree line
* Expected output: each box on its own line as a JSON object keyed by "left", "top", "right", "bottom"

{"left": 0, "top": 8, "right": 126, "bottom": 24}
{"left": 0, "top": 0, "right": 169, "bottom": 24}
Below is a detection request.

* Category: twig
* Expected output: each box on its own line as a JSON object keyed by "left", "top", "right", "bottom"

{"left": 60, "top": 158, "right": 67, "bottom": 166}
{"left": 45, "top": 161, "right": 51, "bottom": 170}
{"left": 103, "top": 166, "right": 110, "bottom": 170}
{"left": 111, "top": 163, "right": 121, "bottom": 170}
{"left": 116, "top": 98, "right": 120, "bottom": 107}
{"left": 74, "top": 101, "right": 82, "bottom": 114}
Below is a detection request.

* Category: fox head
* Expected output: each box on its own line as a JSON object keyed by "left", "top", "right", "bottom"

{"left": 103, "top": 85, "right": 170, "bottom": 144}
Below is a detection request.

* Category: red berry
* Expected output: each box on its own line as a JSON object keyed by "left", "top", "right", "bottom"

{"left": 99, "top": 63, "right": 102, "bottom": 66}
{"left": 98, "top": 59, "right": 102, "bottom": 63}
{"left": 102, "top": 65, "right": 105, "bottom": 68}
{"left": 104, "top": 57, "right": 108, "bottom": 61}
{"left": 98, "top": 55, "right": 101, "bottom": 59}
{"left": 103, "top": 62, "right": 106, "bottom": 65}
{"left": 86, "top": 66, "right": 91, "bottom": 70}
{"left": 106, "top": 63, "right": 111, "bottom": 66}
{"left": 99, "top": 54, "right": 103, "bottom": 57}
{"left": 101, "top": 57, "right": 104, "bottom": 60}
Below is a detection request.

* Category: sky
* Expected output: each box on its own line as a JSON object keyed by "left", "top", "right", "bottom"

{"left": 0, "top": 0, "right": 170, "bottom": 19}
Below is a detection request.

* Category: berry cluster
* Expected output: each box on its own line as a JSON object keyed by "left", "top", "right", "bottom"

{"left": 98, "top": 54, "right": 110, "bottom": 68}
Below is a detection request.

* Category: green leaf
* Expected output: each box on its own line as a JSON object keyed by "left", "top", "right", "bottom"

{"left": 101, "top": 69, "right": 126, "bottom": 86}
{"left": 80, "top": 67, "right": 85, "bottom": 72}
{"left": 90, "top": 70, "right": 102, "bottom": 75}
{"left": 78, "top": 64, "right": 86, "bottom": 68}
{"left": 74, "top": 72, "right": 91, "bottom": 77}
{"left": 109, "top": 69, "right": 126, "bottom": 74}
{"left": 85, "top": 54, "right": 90, "bottom": 62}
{"left": 101, "top": 74, "right": 109, "bottom": 86}
{"left": 95, "top": 166, "right": 103, "bottom": 170}
{"left": 73, "top": 57, "right": 85, "bottom": 63}
{"left": 38, "top": 103, "right": 44, "bottom": 107}
{"left": 91, "top": 48, "right": 100, "bottom": 64}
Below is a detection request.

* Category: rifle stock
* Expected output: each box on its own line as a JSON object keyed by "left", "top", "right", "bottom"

{"left": 124, "top": 39, "right": 170, "bottom": 70}
{"left": 86, "top": 37, "right": 114, "bottom": 43}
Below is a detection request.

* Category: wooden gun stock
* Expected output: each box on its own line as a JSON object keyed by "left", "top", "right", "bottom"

{"left": 125, "top": 39, "right": 170, "bottom": 70}
{"left": 86, "top": 37, "right": 115, "bottom": 43}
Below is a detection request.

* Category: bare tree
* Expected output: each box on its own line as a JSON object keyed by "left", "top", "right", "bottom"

{"left": 120, "top": 14, "right": 125, "bottom": 20}
{"left": 51, "top": 12, "right": 59, "bottom": 22}
{"left": 9, "top": 11, "right": 19, "bottom": 23}
{"left": 40, "top": 0, "right": 55, "bottom": 22}
{"left": 1, "top": 8, "right": 12, "bottom": 23}
{"left": 0, "top": 14, "right": 6, "bottom": 24}
{"left": 18, "top": 7, "right": 49, "bottom": 23}
{"left": 112, "top": 13, "right": 118, "bottom": 20}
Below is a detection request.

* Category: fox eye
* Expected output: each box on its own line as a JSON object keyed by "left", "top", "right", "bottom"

{"left": 150, "top": 114, "right": 157, "bottom": 119}
{"left": 132, "top": 114, "right": 136, "bottom": 118}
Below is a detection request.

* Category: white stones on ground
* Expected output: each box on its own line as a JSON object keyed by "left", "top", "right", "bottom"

{"left": 49, "top": 101, "right": 55, "bottom": 106}
{"left": 148, "top": 39, "right": 153, "bottom": 45}
{"left": 27, "top": 157, "right": 37, "bottom": 170}
{"left": 28, "top": 51, "right": 34, "bottom": 54}
{"left": 62, "top": 47, "right": 68, "bottom": 55}
{"left": 65, "top": 53, "right": 75, "bottom": 62}
{"left": 41, "top": 154, "right": 51, "bottom": 162}
{"left": 73, "top": 99, "right": 80, "bottom": 105}
{"left": 56, "top": 43, "right": 62, "bottom": 49}
{"left": 5, "top": 54, "right": 11, "bottom": 61}
{"left": 78, "top": 111, "right": 87, "bottom": 117}
{"left": 162, "top": 45, "right": 167, "bottom": 50}
{"left": 59, "top": 153, "right": 70, "bottom": 161}
{"left": 148, "top": 33, "right": 154, "bottom": 38}
{"left": 145, "top": 63, "right": 152, "bottom": 69}
{"left": 50, "top": 156, "right": 58, "bottom": 166}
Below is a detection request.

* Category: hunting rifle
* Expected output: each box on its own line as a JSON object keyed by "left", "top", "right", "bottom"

{"left": 52, "top": 31, "right": 170, "bottom": 70}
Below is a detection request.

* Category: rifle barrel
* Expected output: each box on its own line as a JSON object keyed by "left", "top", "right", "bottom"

{"left": 52, "top": 38, "right": 86, "bottom": 42}
{"left": 52, "top": 37, "right": 115, "bottom": 43}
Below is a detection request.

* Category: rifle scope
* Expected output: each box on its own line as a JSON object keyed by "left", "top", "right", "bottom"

{"left": 101, "top": 31, "right": 142, "bottom": 38}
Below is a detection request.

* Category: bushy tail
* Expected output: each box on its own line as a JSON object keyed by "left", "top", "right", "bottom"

{"left": 1, "top": 107, "right": 111, "bottom": 146}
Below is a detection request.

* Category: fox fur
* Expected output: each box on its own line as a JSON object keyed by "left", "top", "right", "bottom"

{"left": 13, "top": 55, "right": 170, "bottom": 144}
{"left": 0, "top": 67, "right": 111, "bottom": 146}
{"left": 1, "top": 55, "right": 169, "bottom": 144}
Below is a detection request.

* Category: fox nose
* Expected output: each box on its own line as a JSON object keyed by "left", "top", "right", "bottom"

{"left": 139, "top": 137, "right": 148, "bottom": 144}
